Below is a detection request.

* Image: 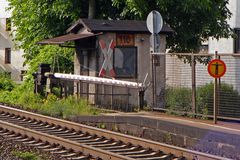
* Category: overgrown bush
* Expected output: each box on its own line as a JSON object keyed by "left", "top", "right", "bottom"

{"left": 165, "top": 87, "right": 192, "bottom": 112}
{"left": 165, "top": 83, "right": 240, "bottom": 117}
{"left": 197, "top": 83, "right": 240, "bottom": 116}
{"left": 38, "top": 95, "right": 100, "bottom": 118}
{"left": 0, "top": 78, "right": 101, "bottom": 117}
{"left": 0, "top": 73, "right": 15, "bottom": 91}
{"left": 196, "top": 83, "right": 214, "bottom": 115}
{"left": 0, "top": 81, "right": 37, "bottom": 106}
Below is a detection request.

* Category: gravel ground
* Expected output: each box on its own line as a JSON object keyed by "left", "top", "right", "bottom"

{"left": 0, "top": 136, "right": 60, "bottom": 160}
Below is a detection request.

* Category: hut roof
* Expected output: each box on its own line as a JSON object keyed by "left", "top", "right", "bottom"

{"left": 67, "top": 18, "right": 174, "bottom": 34}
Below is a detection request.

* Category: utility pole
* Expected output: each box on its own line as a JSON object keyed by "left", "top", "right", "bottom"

{"left": 88, "top": 0, "right": 96, "bottom": 19}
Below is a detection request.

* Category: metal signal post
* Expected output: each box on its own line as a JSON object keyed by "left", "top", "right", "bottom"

{"left": 208, "top": 52, "right": 227, "bottom": 124}
{"left": 146, "top": 10, "right": 163, "bottom": 107}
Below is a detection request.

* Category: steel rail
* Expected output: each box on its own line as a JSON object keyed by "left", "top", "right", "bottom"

{"left": 0, "top": 119, "right": 134, "bottom": 160}
{"left": 0, "top": 105, "right": 229, "bottom": 160}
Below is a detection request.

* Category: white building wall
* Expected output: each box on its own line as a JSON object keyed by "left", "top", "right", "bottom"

{"left": 0, "top": 0, "right": 11, "bottom": 18}
{"left": 166, "top": 56, "right": 212, "bottom": 88}
{"left": 208, "top": 38, "right": 234, "bottom": 53}
{"left": 208, "top": 0, "right": 239, "bottom": 53}
{"left": 166, "top": 55, "right": 240, "bottom": 92}
{"left": 0, "top": 0, "right": 27, "bottom": 82}
{"left": 207, "top": 0, "right": 240, "bottom": 92}
{"left": 165, "top": 0, "right": 239, "bottom": 93}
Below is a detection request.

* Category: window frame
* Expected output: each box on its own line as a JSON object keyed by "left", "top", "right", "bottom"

{"left": 5, "top": 48, "right": 11, "bottom": 64}
{"left": 20, "top": 70, "right": 26, "bottom": 81}
{"left": 113, "top": 46, "right": 138, "bottom": 79}
{"left": 234, "top": 28, "right": 240, "bottom": 53}
{"left": 6, "top": 18, "right": 11, "bottom": 31}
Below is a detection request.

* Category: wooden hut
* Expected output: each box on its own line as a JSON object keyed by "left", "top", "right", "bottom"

{"left": 39, "top": 18, "right": 173, "bottom": 109}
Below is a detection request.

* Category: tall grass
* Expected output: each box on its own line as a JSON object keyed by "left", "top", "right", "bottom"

{"left": 12, "top": 151, "right": 42, "bottom": 160}
{"left": 39, "top": 94, "right": 100, "bottom": 118}
{"left": 0, "top": 75, "right": 101, "bottom": 118}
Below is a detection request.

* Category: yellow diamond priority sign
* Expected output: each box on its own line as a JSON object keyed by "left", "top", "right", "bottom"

{"left": 208, "top": 59, "right": 226, "bottom": 78}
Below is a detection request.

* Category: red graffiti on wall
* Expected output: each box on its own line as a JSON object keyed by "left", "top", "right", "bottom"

{"left": 99, "top": 39, "right": 116, "bottom": 78}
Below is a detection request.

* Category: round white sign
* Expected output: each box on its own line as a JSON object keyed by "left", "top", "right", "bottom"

{"left": 146, "top": 10, "right": 163, "bottom": 34}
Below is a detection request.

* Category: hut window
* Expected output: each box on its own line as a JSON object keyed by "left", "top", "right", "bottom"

{"left": 114, "top": 47, "right": 137, "bottom": 78}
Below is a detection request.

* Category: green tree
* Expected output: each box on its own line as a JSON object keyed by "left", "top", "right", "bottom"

{"left": 8, "top": 0, "right": 232, "bottom": 69}
{"left": 8, "top": 0, "right": 125, "bottom": 73}
{"left": 8, "top": 0, "right": 83, "bottom": 73}
{"left": 113, "top": 0, "right": 232, "bottom": 52}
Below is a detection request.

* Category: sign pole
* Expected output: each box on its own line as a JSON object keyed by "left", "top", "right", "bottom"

{"left": 216, "top": 51, "right": 220, "bottom": 117}
{"left": 191, "top": 53, "right": 196, "bottom": 115}
{"left": 152, "top": 19, "right": 156, "bottom": 107}
{"left": 207, "top": 52, "right": 226, "bottom": 124}
{"left": 152, "top": 22, "right": 155, "bottom": 107}
{"left": 151, "top": 53, "right": 155, "bottom": 107}
{"left": 146, "top": 10, "right": 163, "bottom": 108}
{"left": 213, "top": 52, "right": 218, "bottom": 124}
{"left": 214, "top": 77, "right": 218, "bottom": 124}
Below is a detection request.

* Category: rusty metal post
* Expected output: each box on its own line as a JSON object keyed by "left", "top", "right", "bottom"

{"left": 76, "top": 82, "right": 79, "bottom": 100}
{"left": 217, "top": 54, "right": 221, "bottom": 116}
{"left": 139, "top": 90, "right": 145, "bottom": 110}
{"left": 96, "top": 84, "right": 98, "bottom": 106}
{"left": 64, "top": 82, "right": 67, "bottom": 98}
{"left": 213, "top": 52, "right": 218, "bottom": 124}
{"left": 87, "top": 82, "right": 89, "bottom": 103}
{"left": 151, "top": 54, "right": 156, "bottom": 108}
{"left": 191, "top": 54, "right": 196, "bottom": 115}
{"left": 214, "top": 77, "right": 218, "bottom": 124}
{"left": 154, "top": 56, "right": 157, "bottom": 107}
{"left": 60, "top": 82, "right": 63, "bottom": 98}
{"left": 111, "top": 85, "right": 113, "bottom": 110}
{"left": 127, "top": 88, "right": 130, "bottom": 112}
{"left": 79, "top": 81, "right": 82, "bottom": 98}
{"left": 102, "top": 84, "right": 105, "bottom": 106}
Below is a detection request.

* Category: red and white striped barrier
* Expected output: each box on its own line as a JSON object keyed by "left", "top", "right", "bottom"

{"left": 54, "top": 73, "right": 143, "bottom": 89}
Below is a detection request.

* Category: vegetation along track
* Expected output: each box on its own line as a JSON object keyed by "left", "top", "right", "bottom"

{"left": 0, "top": 105, "right": 229, "bottom": 160}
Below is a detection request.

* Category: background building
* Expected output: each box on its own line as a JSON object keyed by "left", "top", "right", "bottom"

{"left": 0, "top": 0, "right": 27, "bottom": 82}
{"left": 208, "top": 0, "right": 239, "bottom": 53}
{"left": 166, "top": 0, "right": 240, "bottom": 90}
{"left": 164, "top": 0, "right": 240, "bottom": 118}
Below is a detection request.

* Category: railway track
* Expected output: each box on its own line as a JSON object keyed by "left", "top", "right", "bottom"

{"left": 0, "top": 105, "right": 229, "bottom": 160}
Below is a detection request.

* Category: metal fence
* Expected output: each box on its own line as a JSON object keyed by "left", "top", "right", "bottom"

{"left": 45, "top": 73, "right": 142, "bottom": 112}
{"left": 156, "top": 53, "right": 240, "bottom": 121}
{"left": 41, "top": 53, "right": 240, "bottom": 119}
{"left": 76, "top": 81, "right": 137, "bottom": 112}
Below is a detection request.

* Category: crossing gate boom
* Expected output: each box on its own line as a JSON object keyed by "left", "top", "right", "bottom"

{"left": 54, "top": 73, "right": 143, "bottom": 89}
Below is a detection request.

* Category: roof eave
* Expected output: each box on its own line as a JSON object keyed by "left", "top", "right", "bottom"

{"left": 90, "top": 30, "right": 174, "bottom": 35}
{"left": 66, "top": 19, "right": 81, "bottom": 33}
{"left": 67, "top": 19, "right": 92, "bottom": 34}
{"left": 37, "top": 33, "right": 102, "bottom": 45}
{"left": 37, "top": 42, "right": 65, "bottom": 45}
